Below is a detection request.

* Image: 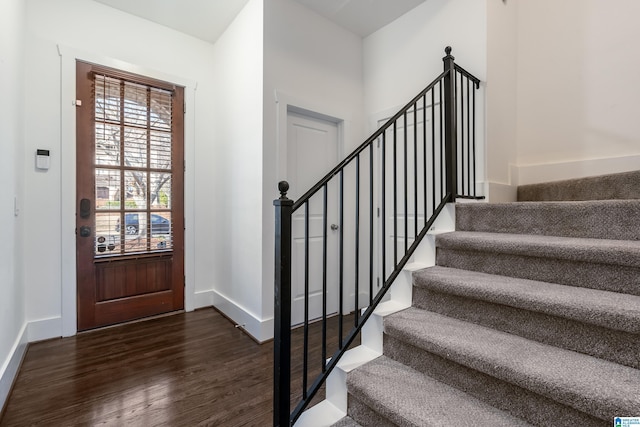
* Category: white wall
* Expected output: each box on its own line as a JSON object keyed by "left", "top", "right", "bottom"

{"left": 363, "top": 0, "right": 487, "bottom": 197}
{"left": 0, "top": 0, "right": 27, "bottom": 410}
{"left": 23, "top": 0, "right": 217, "bottom": 338}
{"left": 516, "top": 0, "right": 640, "bottom": 184}
{"left": 206, "top": 0, "right": 266, "bottom": 339}
{"left": 262, "top": 0, "right": 366, "bottom": 335}
{"left": 363, "top": 0, "right": 487, "bottom": 117}
{"left": 485, "top": 0, "right": 518, "bottom": 201}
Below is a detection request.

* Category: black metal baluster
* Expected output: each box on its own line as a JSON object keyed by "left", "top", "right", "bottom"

{"left": 423, "top": 94, "right": 427, "bottom": 223}
{"left": 322, "top": 183, "right": 327, "bottom": 373}
{"left": 414, "top": 103, "right": 418, "bottom": 241}
{"left": 393, "top": 121, "right": 398, "bottom": 267}
{"left": 381, "top": 132, "right": 386, "bottom": 283}
{"left": 440, "top": 78, "right": 444, "bottom": 200}
{"left": 472, "top": 82, "right": 477, "bottom": 198}
{"left": 354, "top": 155, "right": 360, "bottom": 326}
{"left": 459, "top": 72, "right": 465, "bottom": 196}
{"left": 338, "top": 170, "right": 344, "bottom": 348}
{"left": 303, "top": 201, "right": 309, "bottom": 399}
{"left": 432, "top": 85, "right": 436, "bottom": 213}
{"left": 369, "top": 144, "right": 374, "bottom": 305}
{"left": 403, "top": 112, "right": 408, "bottom": 255}
{"left": 466, "top": 77, "right": 471, "bottom": 196}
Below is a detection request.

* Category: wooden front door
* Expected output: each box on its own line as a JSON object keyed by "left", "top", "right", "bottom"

{"left": 76, "top": 61, "right": 185, "bottom": 331}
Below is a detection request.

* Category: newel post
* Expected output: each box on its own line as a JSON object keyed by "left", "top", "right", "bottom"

{"left": 273, "top": 181, "right": 293, "bottom": 427}
{"left": 443, "top": 46, "right": 457, "bottom": 202}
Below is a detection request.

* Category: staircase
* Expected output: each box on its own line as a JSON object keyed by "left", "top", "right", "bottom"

{"left": 338, "top": 172, "right": 640, "bottom": 426}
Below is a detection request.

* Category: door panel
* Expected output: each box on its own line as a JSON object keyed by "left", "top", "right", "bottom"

{"left": 287, "top": 111, "right": 340, "bottom": 326}
{"left": 95, "top": 256, "right": 171, "bottom": 301}
{"left": 76, "top": 61, "right": 184, "bottom": 331}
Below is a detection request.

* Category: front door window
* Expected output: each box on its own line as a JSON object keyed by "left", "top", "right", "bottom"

{"left": 94, "top": 75, "right": 174, "bottom": 256}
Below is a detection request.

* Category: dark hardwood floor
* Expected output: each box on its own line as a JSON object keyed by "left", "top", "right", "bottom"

{"left": 0, "top": 308, "right": 358, "bottom": 427}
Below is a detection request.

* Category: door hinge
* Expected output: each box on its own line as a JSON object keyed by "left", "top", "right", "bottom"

{"left": 184, "top": 102, "right": 186, "bottom": 114}
{"left": 377, "top": 277, "right": 381, "bottom": 288}
{"left": 377, "top": 207, "right": 380, "bottom": 217}
{"left": 184, "top": 160, "right": 186, "bottom": 172}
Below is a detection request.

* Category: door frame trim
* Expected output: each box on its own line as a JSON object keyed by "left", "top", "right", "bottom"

{"left": 286, "top": 110, "right": 341, "bottom": 326}
{"left": 59, "top": 44, "right": 197, "bottom": 337}
{"left": 274, "top": 90, "right": 353, "bottom": 186}
{"left": 274, "top": 90, "right": 365, "bottom": 320}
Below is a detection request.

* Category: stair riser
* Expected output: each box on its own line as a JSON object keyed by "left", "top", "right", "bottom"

{"left": 346, "top": 395, "right": 397, "bottom": 427}
{"left": 436, "top": 248, "right": 640, "bottom": 296}
{"left": 383, "top": 335, "right": 606, "bottom": 427}
{"left": 455, "top": 201, "right": 640, "bottom": 240}
{"left": 412, "top": 287, "right": 640, "bottom": 369}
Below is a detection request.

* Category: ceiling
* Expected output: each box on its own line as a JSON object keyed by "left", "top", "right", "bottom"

{"left": 294, "top": 0, "right": 426, "bottom": 37}
{"left": 92, "top": 0, "right": 427, "bottom": 43}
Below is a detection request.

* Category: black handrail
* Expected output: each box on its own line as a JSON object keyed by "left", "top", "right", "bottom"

{"left": 291, "top": 70, "right": 447, "bottom": 212}
{"left": 273, "top": 46, "right": 482, "bottom": 427}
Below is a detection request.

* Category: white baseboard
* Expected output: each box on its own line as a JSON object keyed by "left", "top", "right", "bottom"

{"left": 213, "top": 291, "right": 273, "bottom": 343}
{"left": 28, "top": 317, "right": 62, "bottom": 342}
{"left": 516, "top": 154, "right": 640, "bottom": 186}
{"left": 486, "top": 181, "right": 517, "bottom": 203}
{"left": 0, "top": 324, "right": 28, "bottom": 413}
{"left": 484, "top": 156, "right": 639, "bottom": 202}
{"left": 192, "top": 289, "right": 215, "bottom": 310}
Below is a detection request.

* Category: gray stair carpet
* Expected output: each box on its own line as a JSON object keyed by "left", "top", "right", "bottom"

{"left": 455, "top": 200, "right": 640, "bottom": 240}
{"left": 517, "top": 170, "right": 640, "bottom": 201}
{"left": 330, "top": 416, "right": 362, "bottom": 427}
{"left": 436, "top": 231, "right": 640, "bottom": 295}
{"left": 382, "top": 309, "right": 639, "bottom": 426}
{"left": 346, "top": 355, "right": 533, "bottom": 427}
{"left": 343, "top": 189, "right": 640, "bottom": 427}
{"left": 412, "top": 266, "right": 640, "bottom": 369}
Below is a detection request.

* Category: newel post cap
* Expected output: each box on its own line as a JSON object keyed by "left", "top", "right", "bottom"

{"left": 274, "top": 181, "right": 293, "bottom": 206}
{"left": 443, "top": 46, "right": 455, "bottom": 61}
{"left": 278, "top": 181, "right": 289, "bottom": 198}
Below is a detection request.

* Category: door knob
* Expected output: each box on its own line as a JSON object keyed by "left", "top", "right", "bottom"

{"left": 330, "top": 224, "right": 339, "bottom": 231}
{"left": 79, "top": 226, "right": 91, "bottom": 237}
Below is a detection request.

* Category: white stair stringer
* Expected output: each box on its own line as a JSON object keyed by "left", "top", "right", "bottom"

{"left": 294, "top": 204, "right": 455, "bottom": 426}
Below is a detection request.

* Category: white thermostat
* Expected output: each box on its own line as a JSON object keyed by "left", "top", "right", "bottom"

{"left": 36, "top": 149, "right": 50, "bottom": 170}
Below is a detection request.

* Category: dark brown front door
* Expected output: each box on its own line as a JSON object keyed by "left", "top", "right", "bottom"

{"left": 75, "top": 61, "right": 185, "bottom": 331}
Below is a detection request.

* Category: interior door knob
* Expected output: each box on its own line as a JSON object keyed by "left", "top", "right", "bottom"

{"left": 330, "top": 224, "right": 339, "bottom": 231}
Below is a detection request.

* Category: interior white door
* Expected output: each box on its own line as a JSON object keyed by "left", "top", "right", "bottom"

{"left": 287, "top": 110, "right": 340, "bottom": 326}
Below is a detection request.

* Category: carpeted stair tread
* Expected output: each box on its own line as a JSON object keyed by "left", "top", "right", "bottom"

{"left": 330, "top": 416, "right": 363, "bottom": 427}
{"left": 455, "top": 200, "right": 640, "bottom": 240}
{"left": 517, "top": 170, "right": 640, "bottom": 201}
{"left": 384, "top": 308, "right": 640, "bottom": 420}
{"left": 412, "top": 266, "right": 640, "bottom": 333}
{"left": 437, "top": 231, "right": 640, "bottom": 267}
{"left": 347, "top": 355, "right": 532, "bottom": 426}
